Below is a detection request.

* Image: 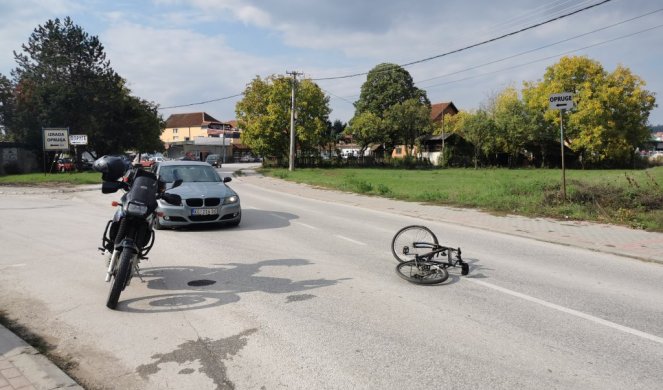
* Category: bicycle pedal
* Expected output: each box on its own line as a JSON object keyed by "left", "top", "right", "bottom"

{"left": 461, "top": 263, "right": 470, "bottom": 276}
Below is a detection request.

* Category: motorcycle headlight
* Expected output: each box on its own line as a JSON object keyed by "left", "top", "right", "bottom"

{"left": 223, "top": 195, "right": 238, "bottom": 205}
{"left": 126, "top": 202, "right": 149, "bottom": 217}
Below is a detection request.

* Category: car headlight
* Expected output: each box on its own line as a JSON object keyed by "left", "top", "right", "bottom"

{"left": 223, "top": 195, "right": 238, "bottom": 205}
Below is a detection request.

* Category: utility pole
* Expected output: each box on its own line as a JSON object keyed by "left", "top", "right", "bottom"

{"left": 287, "top": 70, "right": 302, "bottom": 171}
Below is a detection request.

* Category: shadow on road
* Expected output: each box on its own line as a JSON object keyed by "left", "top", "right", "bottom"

{"left": 119, "top": 259, "right": 342, "bottom": 313}
{"left": 163, "top": 209, "right": 299, "bottom": 232}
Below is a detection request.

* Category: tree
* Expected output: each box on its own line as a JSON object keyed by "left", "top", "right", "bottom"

{"left": 383, "top": 98, "right": 432, "bottom": 156}
{"left": 0, "top": 74, "right": 14, "bottom": 141}
{"left": 4, "top": 17, "right": 163, "bottom": 158}
{"left": 352, "top": 63, "right": 430, "bottom": 153}
{"left": 235, "top": 75, "right": 330, "bottom": 163}
{"left": 491, "top": 87, "right": 531, "bottom": 167}
{"left": 522, "top": 56, "right": 656, "bottom": 167}
{"left": 448, "top": 110, "right": 496, "bottom": 169}
{"left": 347, "top": 111, "right": 383, "bottom": 152}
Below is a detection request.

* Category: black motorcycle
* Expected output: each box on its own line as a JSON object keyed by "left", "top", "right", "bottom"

{"left": 93, "top": 156, "right": 182, "bottom": 309}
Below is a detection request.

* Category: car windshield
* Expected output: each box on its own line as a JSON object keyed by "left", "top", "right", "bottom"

{"left": 159, "top": 165, "right": 221, "bottom": 183}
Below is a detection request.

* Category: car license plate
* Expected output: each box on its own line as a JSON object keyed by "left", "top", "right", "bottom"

{"left": 191, "top": 208, "right": 218, "bottom": 216}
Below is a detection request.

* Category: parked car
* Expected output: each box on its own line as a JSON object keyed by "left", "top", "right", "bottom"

{"left": 205, "top": 154, "right": 221, "bottom": 167}
{"left": 152, "top": 161, "right": 241, "bottom": 229}
{"left": 239, "top": 154, "right": 259, "bottom": 162}
{"left": 55, "top": 158, "right": 75, "bottom": 172}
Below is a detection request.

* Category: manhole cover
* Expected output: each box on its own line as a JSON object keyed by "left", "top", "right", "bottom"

{"left": 187, "top": 279, "right": 217, "bottom": 287}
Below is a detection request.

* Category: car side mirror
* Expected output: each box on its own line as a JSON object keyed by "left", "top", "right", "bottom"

{"left": 223, "top": 177, "right": 232, "bottom": 183}
{"left": 173, "top": 179, "right": 183, "bottom": 188}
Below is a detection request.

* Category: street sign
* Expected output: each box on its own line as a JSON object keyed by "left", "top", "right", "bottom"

{"left": 549, "top": 92, "right": 574, "bottom": 110}
{"left": 43, "top": 128, "right": 69, "bottom": 151}
{"left": 69, "top": 134, "right": 88, "bottom": 145}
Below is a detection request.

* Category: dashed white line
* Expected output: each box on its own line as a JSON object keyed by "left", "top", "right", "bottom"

{"left": 0, "top": 264, "right": 26, "bottom": 270}
{"left": 269, "top": 213, "right": 289, "bottom": 220}
{"left": 467, "top": 278, "right": 663, "bottom": 345}
{"left": 295, "top": 222, "right": 318, "bottom": 230}
{"left": 335, "top": 235, "right": 367, "bottom": 246}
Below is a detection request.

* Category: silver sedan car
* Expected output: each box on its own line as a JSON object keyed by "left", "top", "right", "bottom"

{"left": 152, "top": 161, "right": 241, "bottom": 229}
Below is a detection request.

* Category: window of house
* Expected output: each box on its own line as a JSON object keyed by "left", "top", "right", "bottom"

{"left": 185, "top": 137, "right": 190, "bottom": 141}
{"left": 173, "top": 128, "right": 178, "bottom": 134}
{"left": 395, "top": 147, "right": 402, "bottom": 154}
{"left": 173, "top": 136, "right": 179, "bottom": 141}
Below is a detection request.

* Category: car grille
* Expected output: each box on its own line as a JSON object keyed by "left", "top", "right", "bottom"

{"left": 186, "top": 198, "right": 221, "bottom": 207}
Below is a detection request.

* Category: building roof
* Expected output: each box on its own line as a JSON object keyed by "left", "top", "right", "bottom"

{"left": 430, "top": 102, "right": 459, "bottom": 121}
{"left": 165, "top": 112, "right": 223, "bottom": 128}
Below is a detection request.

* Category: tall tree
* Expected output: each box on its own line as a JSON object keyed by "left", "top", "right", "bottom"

{"left": 5, "top": 17, "right": 163, "bottom": 157}
{"left": 235, "top": 75, "right": 330, "bottom": 162}
{"left": 347, "top": 111, "right": 383, "bottom": 152}
{"left": 491, "top": 87, "right": 531, "bottom": 167}
{"left": 352, "top": 63, "right": 430, "bottom": 152}
{"left": 523, "top": 55, "right": 656, "bottom": 167}
{"left": 383, "top": 98, "right": 433, "bottom": 156}
{"left": 447, "top": 110, "right": 496, "bottom": 169}
{"left": 0, "top": 74, "right": 14, "bottom": 141}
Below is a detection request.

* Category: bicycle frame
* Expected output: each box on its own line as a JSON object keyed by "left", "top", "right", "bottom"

{"left": 411, "top": 242, "right": 463, "bottom": 268}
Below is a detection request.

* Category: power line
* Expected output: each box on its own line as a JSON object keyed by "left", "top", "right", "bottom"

{"left": 415, "top": 8, "right": 663, "bottom": 85}
{"left": 327, "top": 8, "right": 661, "bottom": 102}
{"left": 419, "top": 23, "right": 663, "bottom": 91}
{"left": 312, "top": 0, "right": 613, "bottom": 81}
{"left": 160, "top": 93, "right": 244, "bottom": 110}
{"left": 160, "top": 0, "right": 614, "bottom": 110}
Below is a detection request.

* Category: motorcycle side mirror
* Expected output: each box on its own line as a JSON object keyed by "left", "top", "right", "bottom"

{"left": 223, "top": 177, "right": 232, "bottom": 183}
{"left": 161, "top": 193, "right": 182, "bottom": 206}
{"left": 173, "top": 179, "right": 183, "bottom": 188}
{"left": 101, "top": 181, "right": 126, "bottom": 194}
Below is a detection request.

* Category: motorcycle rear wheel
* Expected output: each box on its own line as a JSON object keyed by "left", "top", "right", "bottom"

{"left": 106, "top": 249, "right": 134, "bottom": 309}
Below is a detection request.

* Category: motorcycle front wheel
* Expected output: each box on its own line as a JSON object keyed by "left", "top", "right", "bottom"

{"left": 106, "top": 249, "right": 134, "bottom": 310}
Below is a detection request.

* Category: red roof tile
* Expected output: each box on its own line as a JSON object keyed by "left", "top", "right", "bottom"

{"left": 430, "top": 102, "right": 459, "bottom": 121}
{"left": 165, "top": 112, "right": 222, "bottom": 128}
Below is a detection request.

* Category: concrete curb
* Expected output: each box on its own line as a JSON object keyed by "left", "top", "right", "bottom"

{"left": 0, "top": 324, "right": 83, "bottom": 390}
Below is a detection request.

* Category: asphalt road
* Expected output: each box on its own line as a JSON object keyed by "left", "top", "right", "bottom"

{"left": 0, "top": 167, "right": 662, "bottom": 389}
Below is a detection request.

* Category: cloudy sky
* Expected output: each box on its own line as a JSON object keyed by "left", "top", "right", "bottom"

{"left": 1, "top": 0, "right": 662, "bottom": 125}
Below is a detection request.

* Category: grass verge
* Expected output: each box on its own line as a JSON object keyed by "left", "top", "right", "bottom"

{"left": 259, "top": 167, "right": 663, "bottom": 231}
{"left": 0, "top": 172, "right": 100, "bottom": 186}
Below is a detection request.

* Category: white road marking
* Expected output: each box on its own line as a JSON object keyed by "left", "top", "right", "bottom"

{"left": 335, "top": 235, "right": 367, "bottom": 246}
{"left": 295, "top": 222, "right": 318, "bottom": 230}
{"left": 0, "top": 264, "right": 26, "bottom": 270}
{"left": 467, "top": 278, "right": 663, "bottom": 345}
{"left": 269, "top": 213, "right": 289, "bottom": 220}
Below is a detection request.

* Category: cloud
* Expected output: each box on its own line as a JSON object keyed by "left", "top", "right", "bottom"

{"left": 101, "top": 22, "right": 275, "bottom": 114}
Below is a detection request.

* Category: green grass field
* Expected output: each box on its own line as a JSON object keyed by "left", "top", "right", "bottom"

{"left": 0, "top": 171, "right": 100, "bottom": 186}
{"left": 260, "top": 167, "right": 663, "bottom": 231}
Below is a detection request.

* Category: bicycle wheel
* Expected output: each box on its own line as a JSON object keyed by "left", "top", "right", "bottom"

{"left": 396, "top": 260, "right": 449, "bottom": 285}
{"left": 391, "top": 225, "right": 438, "bottom": 262}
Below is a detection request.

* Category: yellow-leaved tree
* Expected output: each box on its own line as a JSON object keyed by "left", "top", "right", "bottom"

{"left": 523, "top": 56, "right": 656, "bottom": 167}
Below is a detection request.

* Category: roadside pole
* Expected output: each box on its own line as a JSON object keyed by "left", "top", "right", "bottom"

{"left": 560, "top": 109, "right": 566, "bottom": 200}
{"left": 549, "top": 92, "right": 574, "bottom": 201}
{"left": 287, "top": 70, "right": 302, "bottom": 171}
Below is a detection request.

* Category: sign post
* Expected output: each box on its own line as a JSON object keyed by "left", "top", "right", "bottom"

{"left": 42, "top": 128, "right": 70, "bottom": 173}
{"left": 549, "top": 93, "right": 574, "bottom": 200}
{"left": 69, "top": 135, "right": 88, "bottom": 171}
